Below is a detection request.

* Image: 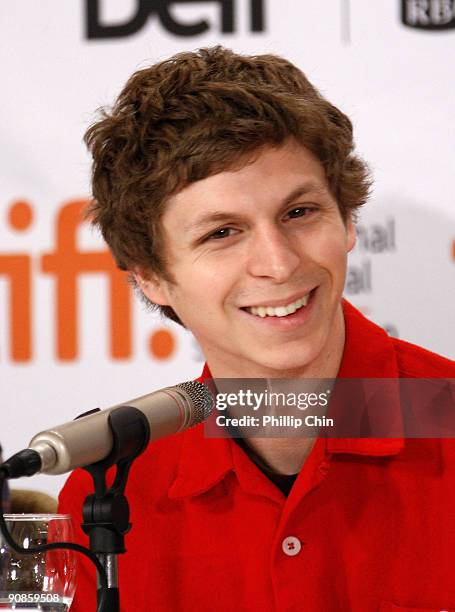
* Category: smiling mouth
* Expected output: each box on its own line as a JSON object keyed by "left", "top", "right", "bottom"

{"left": 242, "top": 292, "right": 313, "bottom": 318}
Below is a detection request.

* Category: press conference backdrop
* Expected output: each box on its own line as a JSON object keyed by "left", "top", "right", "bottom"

{"left": 1, "top": 1, "right": 454, "bottom": 496}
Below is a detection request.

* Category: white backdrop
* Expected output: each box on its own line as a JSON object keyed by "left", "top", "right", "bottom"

{"left": 1, "top": 0, "right": 454, "bottom": 496}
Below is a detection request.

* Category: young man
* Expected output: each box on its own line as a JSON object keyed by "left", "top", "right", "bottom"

{"left": 59, "top": 47, "right": 455, "bottom": 611}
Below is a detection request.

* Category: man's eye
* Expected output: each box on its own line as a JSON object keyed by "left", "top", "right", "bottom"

{"left": 207, "top": 227, "right": 235, "bottom": 240}
{"left": 286, "top": 207, "right": 313, "bottom": 219}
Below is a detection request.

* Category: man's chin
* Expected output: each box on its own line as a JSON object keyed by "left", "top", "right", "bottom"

{"left": 237, "top": 346, "right": 323, "bottom": 378}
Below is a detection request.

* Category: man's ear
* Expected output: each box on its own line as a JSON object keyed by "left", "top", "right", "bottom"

{"left": 346, "top": 215, "right": 357, "bottom": 253}
{"left": 132, "top": 270, "right": 171, "bottom": 306}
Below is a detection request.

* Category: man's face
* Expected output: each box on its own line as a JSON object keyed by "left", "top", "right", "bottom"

{"left": 141, "top": 140, "right": 356, "bottom": 377}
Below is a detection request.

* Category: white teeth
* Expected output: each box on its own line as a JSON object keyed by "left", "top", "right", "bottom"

{"left": 286, "top": 303, "right": 298, "bottom": 315}
{"left": 247, "top": 294, "right": 310, "bottom": 318}
{"left": 275, "top": 306, "right": 288, "bottom": 317}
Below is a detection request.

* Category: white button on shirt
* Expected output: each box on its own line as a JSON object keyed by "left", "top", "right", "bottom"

{"left": 282, "top": 536, "right": 302, "bottom": 556}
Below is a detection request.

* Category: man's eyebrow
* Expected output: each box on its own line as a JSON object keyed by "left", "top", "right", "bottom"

{"left": 183, "top": 212, "right": 239, "bottom": 235}
{"left": 183, "top": 182, "right": 329, "bottom": 235}
{"left": 281, "top": 182, "right": 329, "bottom": 207}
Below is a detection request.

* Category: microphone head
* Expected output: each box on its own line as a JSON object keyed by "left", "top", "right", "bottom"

{"left": 176, "top": 381, "right": 214, "bottom": 427}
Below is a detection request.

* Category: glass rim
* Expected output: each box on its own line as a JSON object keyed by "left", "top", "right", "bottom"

{"left": 2, "top": 513, "right": 71, "bottom": 521}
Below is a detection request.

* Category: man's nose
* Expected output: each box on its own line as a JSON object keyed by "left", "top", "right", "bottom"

{"left": 246, "top": 226, "right": 301, "bottom": 282}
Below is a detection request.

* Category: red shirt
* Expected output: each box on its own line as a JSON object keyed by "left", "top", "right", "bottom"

{"left": 59, "top": 301, "right": 455, "bottom": 611}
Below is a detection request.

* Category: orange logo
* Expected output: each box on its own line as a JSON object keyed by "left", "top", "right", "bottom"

{"left": 1, "top": 199, "right": 176, "bottom": 362}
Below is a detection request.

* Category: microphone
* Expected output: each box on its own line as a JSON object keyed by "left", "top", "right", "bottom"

{"left": 1, "top": 381, "right": 213, "bottom": 479}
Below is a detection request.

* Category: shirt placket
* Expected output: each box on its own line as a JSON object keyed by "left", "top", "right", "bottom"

{"left": 269, "top": 437, "right": 332, "bottom": 612}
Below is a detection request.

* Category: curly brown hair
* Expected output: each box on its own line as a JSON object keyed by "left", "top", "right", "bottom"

{"left": 85, "top": 46, "right": 370, "bottom": 325}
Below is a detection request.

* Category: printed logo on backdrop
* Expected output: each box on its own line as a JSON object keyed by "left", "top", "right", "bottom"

{"left": 85, "top": 0, "right": 266, "bottom": 39}
{"left": 346, "top": 218, "right": 396, "bottom": 295}
{"left": 401, "top": 0, "right": 455, "bottom": 30}
{"left": 0, "top": 200, "right": 176, "bottom": 363}
{"left": 345, "top": 217, "right": 399, "bottom": 337}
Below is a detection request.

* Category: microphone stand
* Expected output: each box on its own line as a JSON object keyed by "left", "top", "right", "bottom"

{"left": 81, "top": 405, "right": 150, "bottom": 612}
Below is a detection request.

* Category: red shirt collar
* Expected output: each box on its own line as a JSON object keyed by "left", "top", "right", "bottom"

{"left": 169, "top": 300, "right": 404, "bottom": 500}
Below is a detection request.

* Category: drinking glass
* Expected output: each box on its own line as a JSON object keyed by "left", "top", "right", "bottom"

{"left": 0, "top": 514, "right": 76, "bottom": 611}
